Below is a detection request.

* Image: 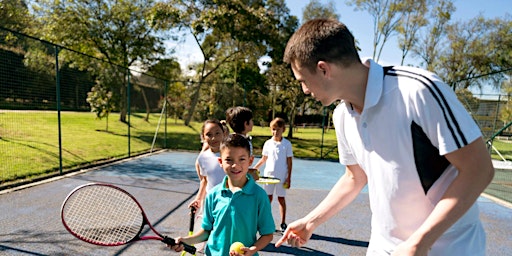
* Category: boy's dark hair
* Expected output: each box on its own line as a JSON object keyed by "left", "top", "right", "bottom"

{"left": 225, "top": 106, "right": 253, "bottom": 134}
{"left": 220, "top": 133, "right": 251, "bottom": 155}
{"left": 284, "top": 18, "right": 360, "bottom": 72}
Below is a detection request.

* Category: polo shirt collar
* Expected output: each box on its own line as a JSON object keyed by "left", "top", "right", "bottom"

{"left": 362, "top": 58, "right": 384, "bottom": 112}
{"left": 220, "top": 174, "right": 256, "bottom": 195}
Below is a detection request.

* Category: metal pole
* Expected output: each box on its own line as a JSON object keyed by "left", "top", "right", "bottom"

{"left": 55, "top": 46, "right": 63, "bottom": 175}
{"left": 320, "top": 107, "right": 326, "bottom": 159}
{"left": 488, "top": 94, "right": 502, "bottom": 154}
{"left": 127, "top": 71, "right": 131, "bottom": 157}
{"left": 164, "top": 81, "right": 168, "bottom": 149}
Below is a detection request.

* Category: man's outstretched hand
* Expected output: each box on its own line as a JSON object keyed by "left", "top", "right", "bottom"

{"left": 275, "top": 218, "right": 311, "bottom": 248}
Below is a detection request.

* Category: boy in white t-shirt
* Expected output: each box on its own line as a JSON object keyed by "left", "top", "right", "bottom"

{"left": 254, "top": 117, "right": 293, "bottom": 232}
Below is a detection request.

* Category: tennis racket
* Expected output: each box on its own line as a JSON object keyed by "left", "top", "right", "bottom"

{"left": 256, "top": 176, "right": 281, "bottom": 184}
{"left": 181, "top": 207, "right": 196, "bottom": 256}
{"left": 61, "top": 183, "right": 196, "bottom": 254}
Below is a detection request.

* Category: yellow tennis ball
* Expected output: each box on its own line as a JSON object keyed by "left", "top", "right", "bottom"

{"left": 230, "top": 241, "right": 245, "bottom": 254}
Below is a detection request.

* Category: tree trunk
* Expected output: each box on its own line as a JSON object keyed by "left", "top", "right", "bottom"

{"left": 139, "top": 86, "right": 150, "bottom": 122}
{"left": 184, "top": 82, "right": 202, "bottom": 126}
{"left": 119, "top": 74, "right": 127, "bottom": 123}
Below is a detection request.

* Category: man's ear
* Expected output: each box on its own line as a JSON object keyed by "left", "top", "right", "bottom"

{"left": 317, "top": 61, "right": 330, "bottom": 76}
{"left": 218, "top": 157, "right": 222, "bottom": 166}
{"left": 249, "top": 155, "right": 254, "bottom": 166}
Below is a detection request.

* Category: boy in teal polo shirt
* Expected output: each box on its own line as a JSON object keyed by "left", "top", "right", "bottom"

{"left": 171, "top": 133, "right": 275, "bottom": 255}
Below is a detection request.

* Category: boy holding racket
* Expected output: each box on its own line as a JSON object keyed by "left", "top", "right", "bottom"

{"left": 253, "top": 117, "right": 293, "bottom": 232}
{"left": 171, "top": 134, "right": 275, "bottom": 256}
{"left": 275, "top": 19, "right": 494, "bottom": 255}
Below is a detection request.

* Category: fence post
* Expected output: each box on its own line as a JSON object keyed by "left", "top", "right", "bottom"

{"left": 127, "top": 70, "right": 131, "bottom": 157}
{"left": 321, "top": 107, "right": 326, "bottom": 159}
{"left": 489, "top": 94, "right": 502, "bottom": 154}
{"left": 164, "top": 81, "right": 168, "bottom": 149}
{"left": 55, "top": 45, "right": 63, "bottom": 175}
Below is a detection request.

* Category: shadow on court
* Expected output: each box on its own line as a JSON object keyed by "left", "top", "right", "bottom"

{"left": 0, "top": 150, "right": 510, "bottom": 256}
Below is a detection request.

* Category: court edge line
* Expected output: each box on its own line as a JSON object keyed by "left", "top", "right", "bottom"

{"left": 0, "top": 149, "right": 166, "bottom": 196}
{"left": 480, "top": 192, "right": 512, "bottom": 209}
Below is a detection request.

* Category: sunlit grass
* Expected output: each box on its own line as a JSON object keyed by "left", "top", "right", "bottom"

{"left": 2, "top": 110, "right": 510, "bottom": 186}
{"left": 0, "top": 111, "right": 338, "bottom": 184}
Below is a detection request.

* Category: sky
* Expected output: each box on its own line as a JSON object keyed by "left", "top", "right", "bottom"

{"left": 169, "top": 0, "right": 511, "bottom": 94}
{"left": 285, "top": 0, "right": 511, "bottom": 67}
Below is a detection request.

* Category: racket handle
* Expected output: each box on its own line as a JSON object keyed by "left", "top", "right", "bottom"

{"left": 189, "top": 207, "right": 196, "bottom": 231}
{"left": 162, "top": 236, "right": 197, "bottom": 254}
{"left": 182, "top": 242, "right": 197, "bottom": 254}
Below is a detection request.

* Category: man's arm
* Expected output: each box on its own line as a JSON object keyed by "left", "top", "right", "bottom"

{"left": 394, "top": 138, "right": 494, "bottom": 255}
{"left": 276, "top": 163, "right": 367, "bottom": 247}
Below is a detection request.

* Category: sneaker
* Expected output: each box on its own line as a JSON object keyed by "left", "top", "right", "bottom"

{"left": 280, "top": 223, "right": 287, "bottom": 232}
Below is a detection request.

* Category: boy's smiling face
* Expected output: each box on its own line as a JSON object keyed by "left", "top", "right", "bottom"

{"left": 218, "top": 146, "right": 254, "bottom": 187}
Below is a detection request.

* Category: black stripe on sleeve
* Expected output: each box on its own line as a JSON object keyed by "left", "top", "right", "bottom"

{"left": 384, "top": 68, "right": 467, "bottom": 148}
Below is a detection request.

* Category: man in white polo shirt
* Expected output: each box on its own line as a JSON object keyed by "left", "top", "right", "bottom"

{"left": 275, "top": 18, "right": 494, "bottom": 255}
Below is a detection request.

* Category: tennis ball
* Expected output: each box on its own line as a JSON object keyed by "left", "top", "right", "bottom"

{"left": 230, "top": 241, "right": 245, "bottom": 254}
{"left": 283, "top": 182, "right": 289, "bottom": 189}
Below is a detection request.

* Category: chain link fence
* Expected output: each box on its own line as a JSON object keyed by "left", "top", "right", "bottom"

{"left": 0, "top": 27, "right": 171, "bottom": 189}
{"left": 457, "top": 91, "right": 511, "bottom": 204}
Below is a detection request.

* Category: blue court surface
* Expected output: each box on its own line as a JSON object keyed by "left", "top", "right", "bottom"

{"left": 0, "top": 150, "right": 510, "bottom": 255}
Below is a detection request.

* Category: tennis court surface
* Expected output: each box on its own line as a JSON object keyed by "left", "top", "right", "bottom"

{"left": 1, "top": 150, "right": 510, "bottom": 255}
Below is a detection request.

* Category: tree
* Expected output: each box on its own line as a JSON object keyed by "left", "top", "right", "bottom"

{"left": 499, "top": 78, "right": 512, "bottom": 126}
{"left": 396, "top": 0, "right": 428, "bottom": 65}
{"left": 146, "top": 58, "right": 185, "bottom": 123}
{"left": 267, "top": 63, "right": 305, "bottom": 138}
{"left": 440, "top": 15, "right": 512, "bottom": 91}
{"left": 0, "top": 0, "right": 31, "bottom": 32}
{"left": 0, "top": 0, "right": 34, "bottom": 51}
{"left": 411, "top": 0, "right": 455, "bottom": 71}
{"left": 157, "top": 0, "right": 294, "bottom": 125}
{"left": 347, "top": 0, "right": 406, "bottom": 62}
{"left": 86, "top": 84, "right": 114, "bottom": 132}
{"left": 302, "top": 0, "right": 339, "bottom": 23}
{"left": 31, "top": 0, "right": 177, "bottom": 123}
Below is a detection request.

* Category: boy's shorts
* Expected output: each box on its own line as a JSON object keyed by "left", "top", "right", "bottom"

{"left": 263, "top": 182, "right": 286, "bottom": 197}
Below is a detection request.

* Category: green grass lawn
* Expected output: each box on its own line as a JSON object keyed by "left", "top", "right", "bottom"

{"left": 1, "top": 110, "right": 510, "bottom": 188}
{"left": 0, "top": 111, "right": 337, "bottom": 185}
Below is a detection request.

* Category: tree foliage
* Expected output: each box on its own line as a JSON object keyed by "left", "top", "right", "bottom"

{"left": 302, "top": 0, "right": 339, "bottom": 23}
{"left": 396, "top": 0, "right": 428, "bottom": 65}
{"left": 440, "top": 15, "right": 512, "bottom": 90}
{"left": 86, "top": 84, "right": 114, "bottom": 131}
{"left": 499, "top": 78, "right": 512, "bottom": 124}
{"left": 347, "top": 0, "right": 406, "bottom": 61}
{"left": 31, "top": 0, "right": 177, "bottom": 122}
{"left": 156, "top": 0, "right": 295, "bottom": 125}
{"left": 411, "top": 0, "right": 455, "bottom": 70}
{"left": 0, "top": 0, "right": 32, "bottom": 32}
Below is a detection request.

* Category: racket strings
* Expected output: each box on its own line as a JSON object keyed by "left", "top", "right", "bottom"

{"left": 63, "top": 185, "right": 143, "bottom": 245}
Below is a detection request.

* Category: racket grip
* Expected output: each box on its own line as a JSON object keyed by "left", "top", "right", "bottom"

{"left": 182, "top": 242, "right": 197, "bottom": 254}
{"left": 162, "top": 236, "right": 196, "bottom": 254}
{"left": 189, "top": 207, "right": 196, "bottom": 231}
